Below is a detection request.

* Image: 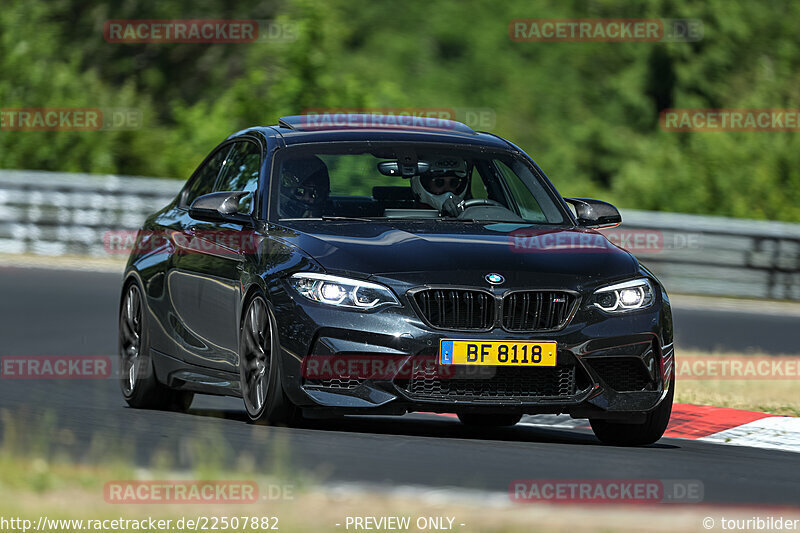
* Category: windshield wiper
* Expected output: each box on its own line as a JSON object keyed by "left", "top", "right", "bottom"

{"left": 435, "top": 218, "right": 504, "bottom": 222}
{"left": 320, "top": 216, "right": 374, "bottom": 222}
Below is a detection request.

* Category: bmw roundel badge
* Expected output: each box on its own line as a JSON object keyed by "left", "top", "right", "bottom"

{"left": 485, "top": 273, "right": 505, "bottom": 285}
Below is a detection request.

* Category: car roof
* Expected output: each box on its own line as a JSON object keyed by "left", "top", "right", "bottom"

{"left": 228, "top": 114, "right": 514, "bottom": 150}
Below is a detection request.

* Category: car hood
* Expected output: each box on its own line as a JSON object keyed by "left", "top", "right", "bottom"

{"left": 275, "top": 220, "right": 638, "bottom": 287}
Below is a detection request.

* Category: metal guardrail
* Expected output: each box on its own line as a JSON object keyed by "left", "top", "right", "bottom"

{"left": 1, "top": 169, "right": 799, "bottom": 301}
{"left": 0, "top": 170, "right": 181, "bottom": 257}
{"left": 620, "top": 211, "right": 800, "bottom": 301}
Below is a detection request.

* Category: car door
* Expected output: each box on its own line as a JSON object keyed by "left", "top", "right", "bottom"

{"left": 169, "top": 138, "right": 262, "bottom": 373}
{"left": 147, "top": 143, "right": 230, "bottom": 360}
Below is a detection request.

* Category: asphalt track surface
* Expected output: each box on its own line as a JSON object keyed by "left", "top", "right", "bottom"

{"left": 1, "top": 266, "right": 799, "bottom": 507}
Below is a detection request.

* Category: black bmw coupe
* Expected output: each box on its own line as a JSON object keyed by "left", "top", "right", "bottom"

{"left": 119, "top": 114, "right": 674, "bottom": 445}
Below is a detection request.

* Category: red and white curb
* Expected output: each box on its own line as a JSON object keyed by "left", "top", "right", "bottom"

{"left": 662, "top": 404, "right": 800, "bottom": 453}
{"left": 423, "top": 404, "right": 800, "bottom": 453}
{"left": 697, "top": 416, "right": 800, "bottom": 452}
{"left": 663, "top": 403, "right": 778, "bottom": 438}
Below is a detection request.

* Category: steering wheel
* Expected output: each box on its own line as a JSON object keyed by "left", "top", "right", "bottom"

{"left": 462, "top": 198, "right": 505, "bottom": 209}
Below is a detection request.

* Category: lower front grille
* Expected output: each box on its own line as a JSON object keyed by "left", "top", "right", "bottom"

{"left": 585, "top": 357, "right": 653, "bottom": 391}
{"left": 399, "top": 364, "right": 577, "bottom": 401}
{"left": 303, "top": 378, "right": 362, "bottom": 390}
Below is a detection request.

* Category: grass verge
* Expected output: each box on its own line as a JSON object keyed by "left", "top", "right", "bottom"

{"left": 2, "top": 456, "right": 799, "bottom": 533}
{"left": 675, "top": 350, "right": 800, "bottom": 416}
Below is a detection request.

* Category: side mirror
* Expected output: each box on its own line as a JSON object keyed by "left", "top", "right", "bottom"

{"left": 189, "top": 191, "right": 251, "bottom": 223}
{"left": 564, "top": 197, "right": 622, "bottom": 228}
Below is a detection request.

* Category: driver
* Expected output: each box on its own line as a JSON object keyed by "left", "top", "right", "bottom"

{"left": 279, "top": 156, "right": 330, "bottom": 218}
{"left": 411, "top": 157, "right": 469, "bottom": 216}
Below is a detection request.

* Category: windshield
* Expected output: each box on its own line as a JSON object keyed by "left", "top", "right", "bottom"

{"left": 274, "top": 144, "right": 567, "bottom": 224}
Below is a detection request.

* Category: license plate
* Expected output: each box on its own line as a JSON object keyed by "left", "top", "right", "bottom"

{"left": 439, "top": 340, "right": 557, "bottom": 366}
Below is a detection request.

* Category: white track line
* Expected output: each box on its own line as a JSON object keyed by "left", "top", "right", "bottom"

{"left": 700, "top": 416, "right": 800, "bottom": 454}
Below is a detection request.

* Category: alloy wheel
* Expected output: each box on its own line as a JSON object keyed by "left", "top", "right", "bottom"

{"left": 119, "top": 283, "right": 143, "bottom": 396}
{"left": 241, "top": 297, "right": 271, "bottom": 416}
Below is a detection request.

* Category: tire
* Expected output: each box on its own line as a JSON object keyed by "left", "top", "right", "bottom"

{"left": 239, "top": 294, "right": 299, "bottom": 426}
{"left": 589, "top": 379, "right": 674, "bottom": 446}
{"left": 119, "top": 279, "right": 194, "bottom": 411}
{"left": 457, "top": 413, "right": 522, "bottom": 427}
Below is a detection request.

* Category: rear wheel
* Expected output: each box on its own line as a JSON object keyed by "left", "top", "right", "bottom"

{"left": 589, "top": 379, "right": 674, "bottom": 446}
{"left": 457, "top": 413, "right": 522, "bottom": 427}
{"left": 239, "top": 294, "right": 298, "bottom": 426}
{"left": 119, "top": 280, "right": 193, "bottom": 411}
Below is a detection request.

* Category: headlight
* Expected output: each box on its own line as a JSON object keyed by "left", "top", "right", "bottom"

{"left": 592, "top": 278, "right": 655, "bottom": 313}
{"left": 289, "top": 273, "right": 400, "bottom": 310}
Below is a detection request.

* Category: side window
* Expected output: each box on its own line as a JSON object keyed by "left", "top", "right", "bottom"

{"left": 182, "top": 146, "right": 231, "bottom": 207}
{"left": 214, "top": 141, "right": 261, "bottom": 214}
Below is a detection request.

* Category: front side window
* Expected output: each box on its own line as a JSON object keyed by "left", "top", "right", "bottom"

{"left": 182, "top": 146, "right": 231, "bottom": 207}
{"left": 274, "top": 144, "right": 566, "bottom": 224}
{"left": 214, "top": 141, "right": 261, "bottom": 214}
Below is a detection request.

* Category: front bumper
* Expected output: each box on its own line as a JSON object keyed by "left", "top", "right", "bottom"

{"left": 271, "top": 285, "right": 674, "bottom": 421}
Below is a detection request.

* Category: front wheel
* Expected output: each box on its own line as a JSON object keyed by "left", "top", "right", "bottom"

{"left": 589, "top": 379, "right": 674, "bottom": 446}
{"left": 239, "top": 294, "right": 298, "bottom": 426}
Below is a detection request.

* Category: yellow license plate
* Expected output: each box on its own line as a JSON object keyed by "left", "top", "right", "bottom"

{"left": 439, "top": 340, "right": 556, "bottom": 366}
